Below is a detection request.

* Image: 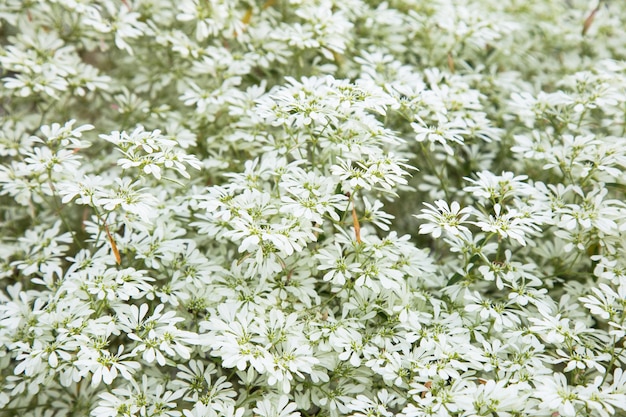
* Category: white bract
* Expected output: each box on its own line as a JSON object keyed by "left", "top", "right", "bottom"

{"left": 0, "top": 1, "right": 625, "bottom": 417}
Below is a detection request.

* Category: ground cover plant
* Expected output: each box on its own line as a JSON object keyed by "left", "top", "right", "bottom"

{"left": 0, "top": 0, "right": 625, "bottom": 416}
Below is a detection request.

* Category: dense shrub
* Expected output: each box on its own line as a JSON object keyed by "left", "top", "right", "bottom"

{"left": 0, "top": 1, "right": 625, "bottom": 416}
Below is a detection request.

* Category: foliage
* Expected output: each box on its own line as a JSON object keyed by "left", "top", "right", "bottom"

{"left": 0, "top": 0, "right": 625, "bottom": 416}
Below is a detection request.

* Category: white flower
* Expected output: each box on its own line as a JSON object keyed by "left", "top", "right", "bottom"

{"left": 4, "top": 1, "right": 626, "bottom": 417}
{"left": 93, "top": 389, "right": 137, "bottom": 417}
{"left": 266, "top": 339, "right": 319, "bottom": 393}
{"left": 74, "top": 345, "right": 140, "bottom": 387}
{"left": 200, "top": 304, "right": 271, "bottom": 373}
{"left": 534, "top": 374, "right": 584, "bottom": 417}
{"left": 554, "top": 345, "right": 610, "bottom": 373}
{"left": 315, "top": 242, "right": 361, "bottom": 287}
{"left": 121, "top": 304, "right": 196, "bottom": 365}
{"left": 579, "top": 283, "right": 621, "bottom": 320}
{"left": 99, "top": 177, "right": 160, "bottom": 220}
{"left": 456, "top": 380, "right": 529, "bottom": 416}
{"left": 253, "top": 395, "right": 300, "bottom": 417}
{"left": 528, "top": 307, "right": 587, "bottom": 345}
{"left": 472, "top": 203, "right": 539, "bottom": 246}
{"left": 346, "top": 389, "right": 398, "bottom": 417}
{"left": 415, "top": 200, "right": 472, "bottom": 238}
{"left": 412, "top": 116, "right": 469, "bottom": 155}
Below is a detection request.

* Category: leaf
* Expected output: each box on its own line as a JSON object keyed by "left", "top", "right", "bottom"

{"left": 447, "top": 272, "right": 464, "bottom": 286}
{"left": 105, "top": 223, "right": 121, "bottom": 265}
{"left": 582, "top": 5, "right": 600, "bottom": 36}
{"left": 351, "top": 202, "right": 361, "bottom": 243}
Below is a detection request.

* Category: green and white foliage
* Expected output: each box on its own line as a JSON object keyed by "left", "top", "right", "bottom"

{"left": 0, "top": 0, "right": 625, "bottom": 416}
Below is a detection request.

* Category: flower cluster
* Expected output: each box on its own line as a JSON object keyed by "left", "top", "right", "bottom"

{"left": 1, "top": 1, "right": 626, "bottom": 417}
